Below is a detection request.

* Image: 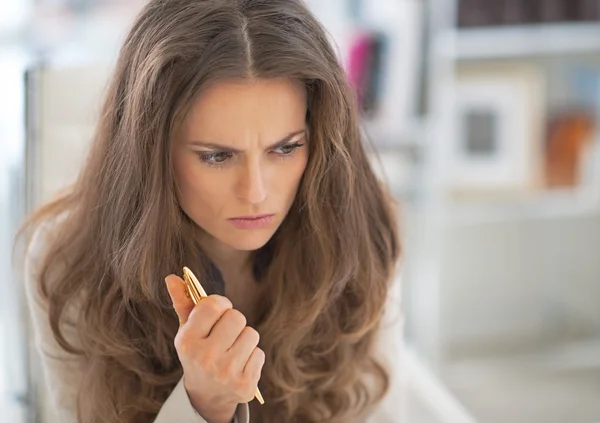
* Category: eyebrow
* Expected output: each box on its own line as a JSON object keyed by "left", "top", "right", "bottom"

{"left": 189, "top": 129, "right": 307, "bottom": 152}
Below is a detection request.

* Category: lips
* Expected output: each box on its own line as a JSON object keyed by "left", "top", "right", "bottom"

{"left": 227, "top": 214, "right": 274, "bottom": 230}
{"left": 230, "top": 214, "right": 273, "bottom": 220}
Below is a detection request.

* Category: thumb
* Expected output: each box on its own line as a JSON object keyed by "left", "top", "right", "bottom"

{"left": 165, "top": 274, "right": 196, "bottom": 326}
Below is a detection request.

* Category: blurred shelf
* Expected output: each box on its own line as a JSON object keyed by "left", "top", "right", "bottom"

{"left": 445, "top": 187, "right": 600, "bottom": 225}
{"left": 442, "top": 23, "right": 600, "bottom": 60}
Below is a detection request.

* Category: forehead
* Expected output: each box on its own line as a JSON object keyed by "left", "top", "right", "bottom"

{"left": 181, "top": 77, "right": 307, "bottom": 142}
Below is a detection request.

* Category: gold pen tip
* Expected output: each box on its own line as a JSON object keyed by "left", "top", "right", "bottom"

{"left": 255, "top": 389, "right": 265, "bottom": 405}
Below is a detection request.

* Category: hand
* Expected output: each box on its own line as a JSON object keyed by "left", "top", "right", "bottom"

{"left": 165, "top": 274, "right": 265, "bottom": 423}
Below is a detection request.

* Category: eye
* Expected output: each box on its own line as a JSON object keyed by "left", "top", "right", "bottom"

{"left": 197, "top": 151, "right": 233, "bottom": 165}
{"left": 273, "top": 142, "right": 305, "bottom": 156}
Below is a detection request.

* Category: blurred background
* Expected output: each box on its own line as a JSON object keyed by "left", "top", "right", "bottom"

{"left": 1, "top": 0, "right": 599, "bottom": 422}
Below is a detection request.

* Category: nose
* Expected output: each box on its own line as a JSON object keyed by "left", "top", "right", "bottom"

{"left": 235, "top": 157, "right": 267, "bottom": 205}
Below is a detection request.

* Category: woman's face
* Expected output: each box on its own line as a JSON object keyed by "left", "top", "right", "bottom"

{"left": 173, "top": 78, "right": 309, "bottom": 252}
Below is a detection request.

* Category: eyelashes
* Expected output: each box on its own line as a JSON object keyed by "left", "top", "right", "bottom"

{"left": 195, "top": 142, "right": 306, "bottom": 168}
{"left": 196, "top": 151, "right": 233, "bottom": 166}
{"left": 272, "top": 142, "right": 305, "bottom": 156}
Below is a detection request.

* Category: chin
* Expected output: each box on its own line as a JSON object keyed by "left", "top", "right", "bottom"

{"left": 224, "top": 231, "right": 274, "bottom": 251}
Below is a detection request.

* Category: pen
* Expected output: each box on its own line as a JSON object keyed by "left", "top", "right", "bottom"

{"left": 182, "top": 266, "right": 265, "bottom": 405}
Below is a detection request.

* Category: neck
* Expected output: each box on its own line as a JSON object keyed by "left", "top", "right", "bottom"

{"left": 197, "top": 231, "right": 252, "bottom": 276}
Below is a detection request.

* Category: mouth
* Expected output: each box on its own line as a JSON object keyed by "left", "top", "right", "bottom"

{"left": 227, "top": 214, "right": 275, "bottom": 230}
{"left": 229, "top": 214, "right": 274, "bottom": 220}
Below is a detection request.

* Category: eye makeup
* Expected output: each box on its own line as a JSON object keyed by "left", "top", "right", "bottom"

{"left": 194, "top": 138, "right": 306, "bottom": 168}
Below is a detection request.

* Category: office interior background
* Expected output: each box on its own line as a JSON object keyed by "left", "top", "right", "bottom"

{"left": 1, "top": 0, "right": 599, "bottom": 422}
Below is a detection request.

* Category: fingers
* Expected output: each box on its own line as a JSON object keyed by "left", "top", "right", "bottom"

{"left": 243, "top": 347, "right": 265, "bottom": 384}
{"left": 227, "top": 326, "right": 260, "bottom": 373}
{"left": 210, "top": 309, "right": 247, "bottom": 350}
{"left": 186, "top": 295, "right": 233, "bottom": 338}
{"left": 165, "top": 274, "right": 195, "bottom": 325}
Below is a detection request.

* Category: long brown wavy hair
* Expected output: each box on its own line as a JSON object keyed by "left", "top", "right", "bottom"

{"left": 20, "top": 0, "right": 400, "bottom": 421}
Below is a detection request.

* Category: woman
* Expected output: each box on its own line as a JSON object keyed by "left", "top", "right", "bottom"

{"left": 21, "top": 0, "right": 404, "bottom": 422}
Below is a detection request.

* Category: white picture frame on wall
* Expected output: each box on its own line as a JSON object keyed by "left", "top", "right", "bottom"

{"left": 449, "top": 64, "right": 546, "bottom": 196}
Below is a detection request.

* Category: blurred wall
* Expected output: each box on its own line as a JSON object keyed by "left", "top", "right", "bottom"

{"left": 30, "top": 64, "right": 111, "bottom": 205}
{"left": 440, "top": 209, "right": 600, "bottom": 348}
{"left": 27, "top": 63, "right": 111, "bottom": 423}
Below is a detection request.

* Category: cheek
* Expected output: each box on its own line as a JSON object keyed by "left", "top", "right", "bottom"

{"left": 274, "top": 155, "right": 308, "bottom": 202}
{"left": 174, "top": 155, "right": 227, "bottom": 218}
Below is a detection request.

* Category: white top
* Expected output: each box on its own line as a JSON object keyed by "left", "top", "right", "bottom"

{"left": 24, "top": 223, "right": 405, "bottom": 423}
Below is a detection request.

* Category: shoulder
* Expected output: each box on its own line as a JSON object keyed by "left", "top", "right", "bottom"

{"left": 379, "top": 275, "right": 403, "bottom": 342}
{"left": 25, "top": 211, "right": 71, "bottom": 269}
{"left": 23, "top": 212, "right": 70, "bottom": 309}
{"left": 374, "top": 275, "right": 404, "bottom": 366}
